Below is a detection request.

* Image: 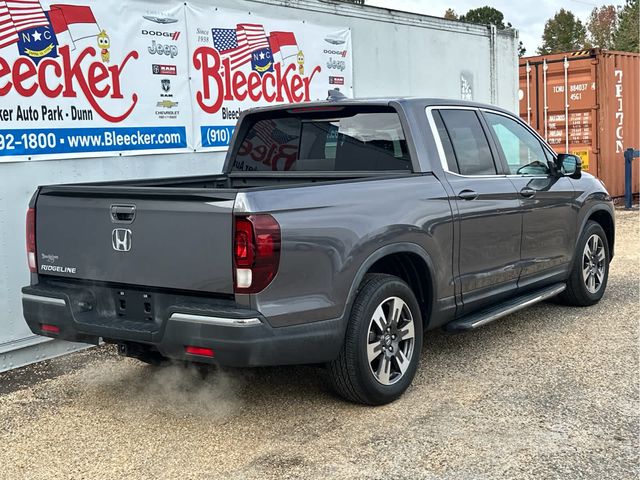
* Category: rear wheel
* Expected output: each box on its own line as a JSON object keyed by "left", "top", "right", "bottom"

{"left": 559, "top": 221, "right": 610, "bottom": 306}
{"left": 328, "top": 274, "right": 423, "bottom": 405}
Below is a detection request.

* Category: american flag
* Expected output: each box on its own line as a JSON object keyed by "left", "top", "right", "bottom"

{"left": 212, "top": 23, "right": 270, "bottom": 70}
{"left": 0, "top": 1, "right": 18, "bottom": 49}
{"left": 251, "top": 120, "right": 298, "bottom": 148}
{"left": 0, "top": 0, "right": 49, "bottom": 49}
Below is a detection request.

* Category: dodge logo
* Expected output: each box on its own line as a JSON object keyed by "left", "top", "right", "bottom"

{"left": 112, "top": 229, "right": 132, "bottom": 252}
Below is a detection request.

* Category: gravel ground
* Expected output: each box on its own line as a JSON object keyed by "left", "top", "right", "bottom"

{"left": 0, "top": 210, "right": 638, "bottom": 480}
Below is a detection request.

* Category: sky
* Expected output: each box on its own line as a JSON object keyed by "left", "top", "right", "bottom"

{"left": 366, "top": 0, "right": 605, "bottom": 55}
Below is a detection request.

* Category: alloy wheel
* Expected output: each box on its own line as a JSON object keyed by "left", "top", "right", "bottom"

{"left": 582, "top": 234, "right": 606, "bottom": 294}
{"left": 366, "top": 296, "right": 416, "bottom": 386}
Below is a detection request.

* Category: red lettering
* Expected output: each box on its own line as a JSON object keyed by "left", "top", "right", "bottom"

{"left": 262, "top": 73, "right": 276, "bottom": 102}
{"left": 232, "top": 70, "right": 247, "bottom": 101}
{"left": 238, "top": 139, "right": 252, "bottom": 156}
{"left": 192, "top": 46, "right": 323, "bottom": 114}
{"left": 223, "top": 57, "right": 233, "bottom": 101}
{"left": 0, "top": 56, "right": 11, "bottom": 96}
{"left": 303, "top": 66, "right": 322, "bottom": 100}
{"left": 88, "top": 62, "right": 110, "bottom": 98}
{"left": 275, "top": 63, "right": 295, "bottom": 102}
{"left": 13, "top": 58, "right": 37, "bottom": 97}
{"left": 59, "top": 45, "right": 138, "bottom": 122}
{"left": 193, "top": 46, "right": 223, "bottom": 114}
{"left": 108, "top": 51, "right": 137, "bottom": 99}
{"left": 273, "top": 145, "right": 297, "bottom": 171}
{"left": 290, "top": 75, "right": 304, "bottom": 103}
{"left": 251, "top": 144, "right": 267, "bottom": 163}
{"left": 38, "top": 59, "right": 62, "bottom": 97}
{"left": 247, "top": 72, "right": 261, "bottom": 101}
{"left": 0, "top": 45, "right": 138, "bottom": 122}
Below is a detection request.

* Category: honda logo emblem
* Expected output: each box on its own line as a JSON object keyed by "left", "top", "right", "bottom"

{"left": 112, "top": 229, "right": 132, "bottom": 252}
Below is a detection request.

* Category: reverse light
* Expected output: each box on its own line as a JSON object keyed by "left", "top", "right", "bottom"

{"left": 26, "top": 208, "right": 36, "bottom": 273}
{"left": 185, "top": 346, "right": 214, "bottom": 357}
{"left": 233, "top": 215, "right": 281, "bottom": 294}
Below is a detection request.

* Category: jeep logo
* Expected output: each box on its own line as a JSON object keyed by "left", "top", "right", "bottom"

{"left": 148, "top": 40, "right": 178, "bottom": 58}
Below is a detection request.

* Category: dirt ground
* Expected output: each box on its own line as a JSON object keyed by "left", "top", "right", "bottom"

{"left": 0, "top": 209, "right": 637, "bottom": 479}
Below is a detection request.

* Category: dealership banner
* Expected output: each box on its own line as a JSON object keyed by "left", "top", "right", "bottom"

{"left": 187, "top": 5, "right": 352, "bottom": 151}
{"left": 0, "top": 1, "right": 353, "bottom": 162}
{"left": 0, "top": 0, "right": 195, "bottom": 162}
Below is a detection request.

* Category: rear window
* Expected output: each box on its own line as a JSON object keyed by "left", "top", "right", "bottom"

{"left": 230, "top": 107, "right": 412, "bottom": 172}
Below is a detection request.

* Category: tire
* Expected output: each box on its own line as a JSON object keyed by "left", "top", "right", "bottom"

{"left": 559, "top": 221, "right": 610, "bottom": 306}
{"left": 328, "top": 274, "right": 423, "bottom": 405}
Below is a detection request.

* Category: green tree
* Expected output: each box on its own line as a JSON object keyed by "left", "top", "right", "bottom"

{"left": 538, "top": 9, "right": 588, "bottom": 54}
{"left": 455, "top": 6, "right": 526, "bottom": 57}
{"left": 587, "top": 5, "right": 619, "bottom": 49}
{"left": 459, "top": 6, "right": 507, "bottom": 28}
{"left": 443, "top": 8, "right": 458, "bottom": 20}
{"left": 614, "top": 0, "right": 639, "bottom": 52}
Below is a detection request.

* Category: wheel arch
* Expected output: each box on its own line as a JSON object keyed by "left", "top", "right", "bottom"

{"left": 586, "top": 208, "right": 615, "bottom": 259}
{"left": 343, "top": 243, "right": 436, "bottom": 330}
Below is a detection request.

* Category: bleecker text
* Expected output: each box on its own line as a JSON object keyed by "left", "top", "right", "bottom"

{"left": 193, "top": 46, "right": 321, "bottom": 114}
{"left": 0, "top": 45, "right": 139, "bottom": 123}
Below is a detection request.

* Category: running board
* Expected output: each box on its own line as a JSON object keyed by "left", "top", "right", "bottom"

{"left": 445, "top": 283, "right": 566, "bottom": 333}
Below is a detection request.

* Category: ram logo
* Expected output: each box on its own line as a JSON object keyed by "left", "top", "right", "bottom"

{"left": 112, "top": 229, "right": 132, "bottom": 252}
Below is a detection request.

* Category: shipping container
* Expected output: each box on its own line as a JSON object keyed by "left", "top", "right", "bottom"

{"left": 519, "top": 48, "right": 640, "bottom": 197}
{"left": 0, "top": 0, "right": 519, "bottom": 372}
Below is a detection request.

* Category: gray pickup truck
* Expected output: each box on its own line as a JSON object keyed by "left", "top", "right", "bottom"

{"left": 22, "top": 98, "right": 614, "bottom": 405}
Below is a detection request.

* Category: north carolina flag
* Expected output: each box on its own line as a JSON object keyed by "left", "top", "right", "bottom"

{"left": 48, "top": 3, "right": 99, "bottom": 47}
{"left": 268, "top": 31, "right": 298, "bottom": 63}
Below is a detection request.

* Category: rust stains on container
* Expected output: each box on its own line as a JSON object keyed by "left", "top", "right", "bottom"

{"left": 519, "top": 49, "right": 640, "bottom": 197}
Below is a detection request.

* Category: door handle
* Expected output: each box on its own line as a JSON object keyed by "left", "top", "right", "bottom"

{"left": 520, "top": 188, "right": 536, "bottom": 198}
{"left": 110, "top": 204, "right": 136, "bottom": 224}
{"left": 457, "top": 189, "right": 478, "bottom": 201}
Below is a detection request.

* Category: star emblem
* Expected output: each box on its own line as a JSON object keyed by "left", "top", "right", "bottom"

{"left": 32, "top": 30, "right": 42, "bottom": 41}
{"left": 259, "top": 51, "right": 265, "bottom": 60}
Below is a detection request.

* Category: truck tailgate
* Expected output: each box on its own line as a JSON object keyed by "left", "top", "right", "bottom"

{"left": 35, "top": 187, "right": 236, "bottom": 294}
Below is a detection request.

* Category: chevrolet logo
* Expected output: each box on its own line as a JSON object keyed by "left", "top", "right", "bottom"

{"left": 156, "top": 100, "right": 178, "bottom": 108}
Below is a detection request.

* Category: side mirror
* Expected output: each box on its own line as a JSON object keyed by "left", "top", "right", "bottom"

{"left": 555, "top": 153, "right": 582, "bottom": 179}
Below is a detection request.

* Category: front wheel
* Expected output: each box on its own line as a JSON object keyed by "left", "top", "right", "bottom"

{"left": 328, "top": 274, "right": 423, "bottom": 405}
{"left": 559, "top": 221, "right": 610, "bottom": 306}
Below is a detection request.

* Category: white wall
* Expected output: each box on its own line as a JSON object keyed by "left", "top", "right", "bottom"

{"left": 0, "top": 0, "right": 518, "bottom": 370}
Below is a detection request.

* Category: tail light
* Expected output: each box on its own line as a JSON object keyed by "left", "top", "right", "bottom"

{"left": 233, "top": 215, "right": 280, "bottom": 294}
{"left": 26, "top": 208, "right": 36, "bottom": 273}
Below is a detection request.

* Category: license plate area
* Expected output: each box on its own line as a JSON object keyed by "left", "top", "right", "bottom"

{"left": 114, "top": 289, "right": 155, "bottom": 322}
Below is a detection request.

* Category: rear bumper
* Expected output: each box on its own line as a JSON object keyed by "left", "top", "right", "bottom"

{"left": 21, "top": 284, "right": 344, "bottom": 367}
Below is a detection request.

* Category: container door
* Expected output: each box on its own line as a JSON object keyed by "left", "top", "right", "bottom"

{"left": 482, "top": 111, "right": 577, "bottom": 288}
{"left": 537, "top": 55, "right": 597, "bottom": 174}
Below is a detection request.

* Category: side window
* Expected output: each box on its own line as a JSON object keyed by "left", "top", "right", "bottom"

{"left": 484, "top": 112, "right": 550, "bottom": 175}
{"left": 439, "top": 110, "right": 497, "bottom": 175}
{"left": 433, "top": 111, "right": 459, "bottom": 174}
